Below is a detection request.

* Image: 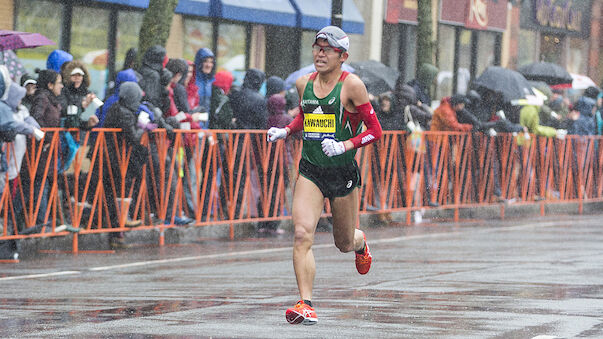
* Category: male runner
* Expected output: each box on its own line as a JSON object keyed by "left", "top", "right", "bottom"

{"left": 267, "top": 26, "right": 382, "bottom": 325}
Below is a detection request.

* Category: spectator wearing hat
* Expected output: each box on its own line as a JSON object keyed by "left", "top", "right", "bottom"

{"left": 265, "top": 76, "right": 286, "bottom": 99}
{"left": 20, "top": 74, "right": 37, "bottom": 111}
{"left": 138, "top": 45, "right": 168, "bottom": 109}
{"left": 431, "top": 94, "right": 473, "bottom": 132}
{"left": 59, "top": 60, "right": 99, "bottom": 130}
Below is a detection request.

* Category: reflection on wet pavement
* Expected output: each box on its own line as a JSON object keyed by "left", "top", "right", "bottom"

{"left": 0, "top": 214, "right": 602, "bottom": 338}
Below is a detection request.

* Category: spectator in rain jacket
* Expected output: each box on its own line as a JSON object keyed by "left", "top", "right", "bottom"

{"left": 59, "top": 60, "right": 99, "bottom": 129}
{"left": 519, "top": 104, "right": 561, "bottom": 137}
{"left": 209, "top": 70, "right": 235, "bottom": 130}
{"left": 2, "top": 83, "right": 43, "bottom": 188}
{"left": 166, "top": 58, "right": 191, "bottom": 113}
{"left": 431, "top": 94, "right": 473, "bottom": 132}
{"left": 407, "top": 63, "right": 438, "bottom": 107}
{"left": 566, "top": 96, "right": 596, "bottom": 136}
{"left": 20, "top": 74, "right": 37, "bottom": 111}
{"left": 0, "top": 66, "right": 19, "bottom": 141}
{"left": 138, "top": 45, "right": 167, "bottom": 109}
{"left": 103, "top": 81, "right": 148, "bottom": 247}
{"left": 192, "top": 48, "right": 215, "bottom": 112}
{"left": 230, "top": 68, "right": 266, "bottom": 129}
{"left": 392, "top": 83, "right": 432, "bottom": 131}
{"left": 97, "top": 68, "right": 139, "bottom": 127}
{"left": 46, "top": 49, "right": 73, "bottom": 73}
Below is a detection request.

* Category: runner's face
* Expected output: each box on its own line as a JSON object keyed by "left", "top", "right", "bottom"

{"left": 313, "top": 38, "right": 347, "bottom": 72}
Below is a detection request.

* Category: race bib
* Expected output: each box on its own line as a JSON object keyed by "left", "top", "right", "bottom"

{"left": 303, "top": 113, "right": 336, "bottom": 140}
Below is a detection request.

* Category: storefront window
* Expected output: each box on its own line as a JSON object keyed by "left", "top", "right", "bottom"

{"left": 218, "top": 23, "right": 246, "bottom": 84}
{"left": 381, "top": 23, "right": 400, "bottom": 70}
{"left": 457, "top": 29, "right": 472, "bottom": 95}
{"left": 71, "top": 6, "right": 110, "bottom": 96}
{"left": 300, "top": 31, "right": 315, "bottom": 68}
{"left": 517, "top": 29, "right": 539, "bottom": 67}
{"left": 540, "top": 34, "right": 564, "bottom": 65}
{"left": 436, "top": 25, "right": 455, "bottom": 101}
{"left": 567, "top": 37, "right": 588, "bottom": 75}
{"left": 116, "top": 10, "right": 144, "bottom": 70}
{"left": 476, "top": 31, "right": 496, "bottom": 79}
{"left": 14, "top": 0, "right": 62, "bottom": 73}
{"left": 183, "top": 19, "right": 213, "bottom": 63}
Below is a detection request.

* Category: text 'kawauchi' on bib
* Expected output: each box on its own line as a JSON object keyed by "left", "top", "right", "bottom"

{"left": 303, "top": 113, "right": 336, "bottom": 140}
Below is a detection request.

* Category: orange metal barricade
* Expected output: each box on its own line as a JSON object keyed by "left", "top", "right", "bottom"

{"left": 1, "top": 128, "right": 603, "bottom": 254}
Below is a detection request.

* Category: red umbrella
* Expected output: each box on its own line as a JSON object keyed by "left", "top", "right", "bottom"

{"left": 0, "top": 30, "right": 55, "bottom": 52}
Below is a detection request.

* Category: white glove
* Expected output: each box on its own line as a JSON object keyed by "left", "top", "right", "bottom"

{"left": 556, "top": 129, "right": 567, "bottom": 140}
{"left": 321, "top": 138, "right": 346, "bottom": 157}
{"left": 266, "top": 127, "right": 288, "bottom": 142}
{"left": 496, "top": 110, "right": 506, "bottom": 120}
{"left": 487, "top": 128, "right": 497, "bottom": 137}
{"left": 33, "top": 128, "right": 45, "bottom": 141}
{"left": 138, "top": 112, "right": 150, "bottom": 125}
{"left": 523, "top": 132, "right": 531, "bottom": 140}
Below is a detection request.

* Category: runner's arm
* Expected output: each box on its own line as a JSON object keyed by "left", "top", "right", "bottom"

{"left": 341, "top": 75, "right": 382, "bottom": 150}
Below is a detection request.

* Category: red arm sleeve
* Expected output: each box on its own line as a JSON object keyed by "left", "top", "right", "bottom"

{"left": 349, "top": 102, "right": 382, "bottom": 149}
{"left": 285, "top": 105, "right": 304, "bottom": 134}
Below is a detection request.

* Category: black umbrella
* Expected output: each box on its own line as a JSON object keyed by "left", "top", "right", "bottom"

{"left": 473, "top": 66, "right": 534, "bottom": 102}
{"left": 518, "top": 61, "right": 572, "bottom": 86}
{"left": 349, "top": 60, "right": 399, "bottom": 95}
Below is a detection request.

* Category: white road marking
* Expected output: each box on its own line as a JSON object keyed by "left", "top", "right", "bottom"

{"left": 0, "top": 270, "right": 80, "bottom": 281}
{"left": 0, "top": 217, "right": 593, "bottom": 281}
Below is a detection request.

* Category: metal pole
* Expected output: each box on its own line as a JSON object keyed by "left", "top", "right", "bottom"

{"left": 331, "top": 0, "right": 343, "bottom": 28}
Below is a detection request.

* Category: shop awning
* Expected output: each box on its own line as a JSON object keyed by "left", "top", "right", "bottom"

{"left": 292, "top": 0, "right": 365, "bottom": 34}
{"left": 93, "top": 0, "right": 149, "bottom": 8}
{"left": 176, "top": 0, "right": 210, "bottom": 17}
{"left": 212, "top": 0, "right": 297, "bottom": 27}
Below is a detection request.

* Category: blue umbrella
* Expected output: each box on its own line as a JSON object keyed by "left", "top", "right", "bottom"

{"left": 285, "top": 63, "right": 355, "bottom": 89}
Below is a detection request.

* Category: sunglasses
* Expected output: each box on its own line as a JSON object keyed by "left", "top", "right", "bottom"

{"left": 312, "top": 43, "right": 342, "bottom": 54}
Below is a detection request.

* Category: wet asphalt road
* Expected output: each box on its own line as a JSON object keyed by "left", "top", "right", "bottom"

{"left": 0, "top": 214, "right": 602, "bottom": 338}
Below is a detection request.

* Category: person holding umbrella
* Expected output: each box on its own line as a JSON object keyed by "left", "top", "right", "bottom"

{"left": 266, "top": 25, "right": 382, "bottom": 325}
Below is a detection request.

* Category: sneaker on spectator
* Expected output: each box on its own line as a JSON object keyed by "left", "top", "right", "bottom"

{"left": 55, "top": 224, "right": 80, "bottom": 233}
{"left": 110, "top": 237, "right": 129, "bottom": 249}
{"left": 124, "top": 219, "right": 142, "bottom": 228}
{"left": 427, "top": 200, "right": 439, "bottom": 207}
{"left": 355, "top": 232, "right": 372, "bottom": 275}
{"left": 285, "top": 300, "right": 317, "bottom": 325}
{"left": 165, "top": 216, "right": 194, "bottom": 225}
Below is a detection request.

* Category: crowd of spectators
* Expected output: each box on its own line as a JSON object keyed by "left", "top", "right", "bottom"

{"left": 0, "top": 48, "right": 602, "bottom": 256}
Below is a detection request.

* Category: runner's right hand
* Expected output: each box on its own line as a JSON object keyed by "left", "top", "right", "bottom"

{"left": 267, "top": 127, "right": 288, "bottom": 142}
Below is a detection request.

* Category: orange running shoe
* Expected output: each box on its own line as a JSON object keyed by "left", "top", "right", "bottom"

{"left": 355, "top": 232, "right": 372, "bottom": 274}
{"left": 285, "top": 300, "right": 317, "bottom": 325}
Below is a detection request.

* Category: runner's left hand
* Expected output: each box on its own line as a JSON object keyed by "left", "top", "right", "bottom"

{"left": 321, "top": 138, "right": 346, "bottom": 157}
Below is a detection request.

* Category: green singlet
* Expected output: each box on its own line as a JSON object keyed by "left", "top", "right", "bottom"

{"left": 300, "top": 71, "right": 362, "bottom": 167}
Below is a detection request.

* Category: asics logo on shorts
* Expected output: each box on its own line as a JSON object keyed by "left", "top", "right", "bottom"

{"left": 346, "top": 180, "right": 353, "bottom": 188}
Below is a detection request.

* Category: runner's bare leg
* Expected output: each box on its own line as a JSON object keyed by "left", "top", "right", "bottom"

{"left": 330, "top": 188, "right": 365, "bottom": 253}
{"left": 292, "top": 175, "right": 324, "bottom": 300}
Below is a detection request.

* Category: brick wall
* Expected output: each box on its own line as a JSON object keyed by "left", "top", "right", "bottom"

{"left": 0, "top": 0, "right": 14, "bottom": 30}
